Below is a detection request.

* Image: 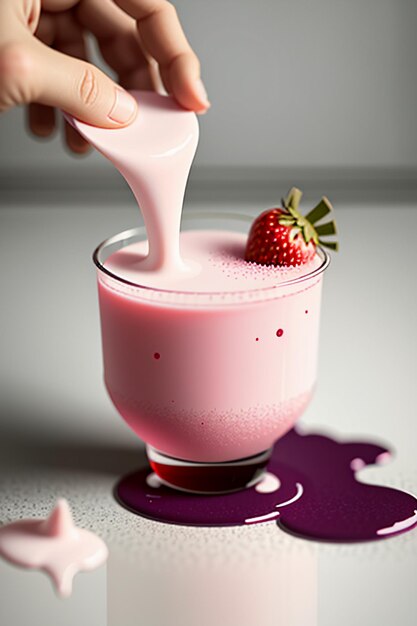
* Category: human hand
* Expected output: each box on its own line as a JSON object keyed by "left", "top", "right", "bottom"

{"left": 0, "top": 0, "right": 209, "bottom": 153}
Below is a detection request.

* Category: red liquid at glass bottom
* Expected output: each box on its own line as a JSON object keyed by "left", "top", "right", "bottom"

{"left": 115, "top": 427, "right": 417, "bottom": 542}
{"left": 146, "top": 446, "right": 271, "bottom": 494}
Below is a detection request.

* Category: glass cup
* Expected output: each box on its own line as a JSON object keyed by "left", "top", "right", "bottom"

{"left": 94, "top": 212, "right": 329, "bottom": 493}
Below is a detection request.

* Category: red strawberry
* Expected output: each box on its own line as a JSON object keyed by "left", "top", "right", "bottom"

{"left": 245, "top": 187, "right": 338, "bottom": 267}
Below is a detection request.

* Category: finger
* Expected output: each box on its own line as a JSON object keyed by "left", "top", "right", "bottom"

{"left": 0, "top": 36, "right": 137, "bottom": 126}
{"left": 27, "top": 103, "right": 56, "bottom": 137}
{"left": 27, "top": 11, "right": 57, "bottom": 139}
{"left": 53, "top": 10, "right": 93, "bottom": 151}
{"left": 41, "top": 1, "right": 80, "bottom": 11}
{"left": 76, "top": 0, "right": 153, "bottom": 90}
{"left": 0, "top": 0, "right": 42, "bottom": 35}
{"left": 64, "top": 119, "right": 91, "bottom": 154}
{"left": 114, "top": 1, "right": 210, "bottom": 111}
{"left": 34, "top": 12, "right": 56, "bottom": 46}
{"left": 53, "top": 10, "right": 87, "bottom": 61}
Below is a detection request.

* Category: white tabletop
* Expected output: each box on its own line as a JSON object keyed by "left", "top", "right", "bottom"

{"left": 0, "top": 198, "right": 416, "bottom": 626}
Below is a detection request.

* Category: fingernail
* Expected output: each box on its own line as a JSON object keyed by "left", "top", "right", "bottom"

{"left": 108, "top": 88, "right": 137, "bottom": 124}
{"left": 194, "top": 79, "right": 210, "bottom": 108}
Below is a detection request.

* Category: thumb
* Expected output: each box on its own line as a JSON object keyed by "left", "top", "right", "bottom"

{"left": 13, "top": 38, "right": 137, "bottom": 127}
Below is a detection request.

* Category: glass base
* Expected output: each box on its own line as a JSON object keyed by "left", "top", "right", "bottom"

{"left": 146, "top": 446, "right": 272, "bottom": 494}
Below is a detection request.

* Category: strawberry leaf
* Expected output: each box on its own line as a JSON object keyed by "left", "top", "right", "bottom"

{"left": 315, "top": 220, "right": 337, "bottom": 236}
{"left": 303, "top": 222, "right": 318, "bottom": 245}
{"left": 287, "top": 206, "right": 303, "bottom": 221}
{"left": 284, "top": 187, "right": 303, "bottom": 212}
{"left": 279, "top": 217, "right": 296, "bottom": 227}
{"left": 319, "top": 240, "right": 339, "bottom": 251}
{"left": 304, "top": 197, "right": 333, "bottom": 225}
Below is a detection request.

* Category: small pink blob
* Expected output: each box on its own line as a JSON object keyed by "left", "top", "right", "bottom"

{"left": 350, "top": 458, "right": 366, "bottom": 471}
{"left": 276, "top": 329, "right": 284, "bottom": 338}
{"left": 154, "top": 353, "right": 161, "bottom": 360}
{"left": 255, "top": 472, "right": 281, "bottom": 494}
{"left": 376, "top": 452, "right": 391, "bottom": 465}
{"left": 0, "top": 499, "right": 108, "bottom": 598}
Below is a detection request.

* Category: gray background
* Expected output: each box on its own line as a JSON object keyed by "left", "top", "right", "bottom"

{"left": 1, "top": 1, "right": 417, "bottom": 625}
{"left": 0, "top": 0, "right": 416, "bottom": 177}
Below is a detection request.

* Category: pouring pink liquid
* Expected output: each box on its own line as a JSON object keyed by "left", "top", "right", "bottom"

{"left": 70, "top": 91, "right": 329, "bottom": 491}
{"left": 70, "top": 91, "right": 199, "bottom": 276}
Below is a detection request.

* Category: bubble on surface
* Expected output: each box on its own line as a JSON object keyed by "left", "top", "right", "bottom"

{"left": 255, "top": 473, "right": 281, "bottom": 494}
{"left": 350, "top": 458, "right": 366, "bottom": 471}
{"left": 210, "top": 250, "right": 320, "bottom": 285}
{"left": 146, "top": 473, "right": 162, "bottom": 489}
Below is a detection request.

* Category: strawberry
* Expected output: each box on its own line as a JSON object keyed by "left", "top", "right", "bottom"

{"left": 245, "top": 187, "right": 338, "bottom": 267}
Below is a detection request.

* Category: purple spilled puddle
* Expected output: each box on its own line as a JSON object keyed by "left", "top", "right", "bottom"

{"left": 115, "top": 427, "right": 417, "bottom": 542}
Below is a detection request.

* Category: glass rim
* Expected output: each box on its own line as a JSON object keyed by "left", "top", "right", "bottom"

{"left": 93, "top": 211, "right": 330, "bottom": 299}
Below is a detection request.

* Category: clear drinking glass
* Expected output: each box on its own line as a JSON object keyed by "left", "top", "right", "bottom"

{"left": 94, "top": 212, "right": 329, "bottom": 493}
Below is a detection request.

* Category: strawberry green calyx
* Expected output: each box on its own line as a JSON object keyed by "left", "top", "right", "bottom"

{"left": 280, "top": 187, "right": 339, "bottom": 251}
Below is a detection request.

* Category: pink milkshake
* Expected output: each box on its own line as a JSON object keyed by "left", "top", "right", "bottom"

{"left": 68, "top": 91, "right": 330, "bottom": 491}
{"left": 96, "top": 220, "right": 328, "bottom": 468}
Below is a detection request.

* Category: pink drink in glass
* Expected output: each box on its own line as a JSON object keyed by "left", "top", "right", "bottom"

{"left": 94, "top": 214, "right": 328, "bottom": 490}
